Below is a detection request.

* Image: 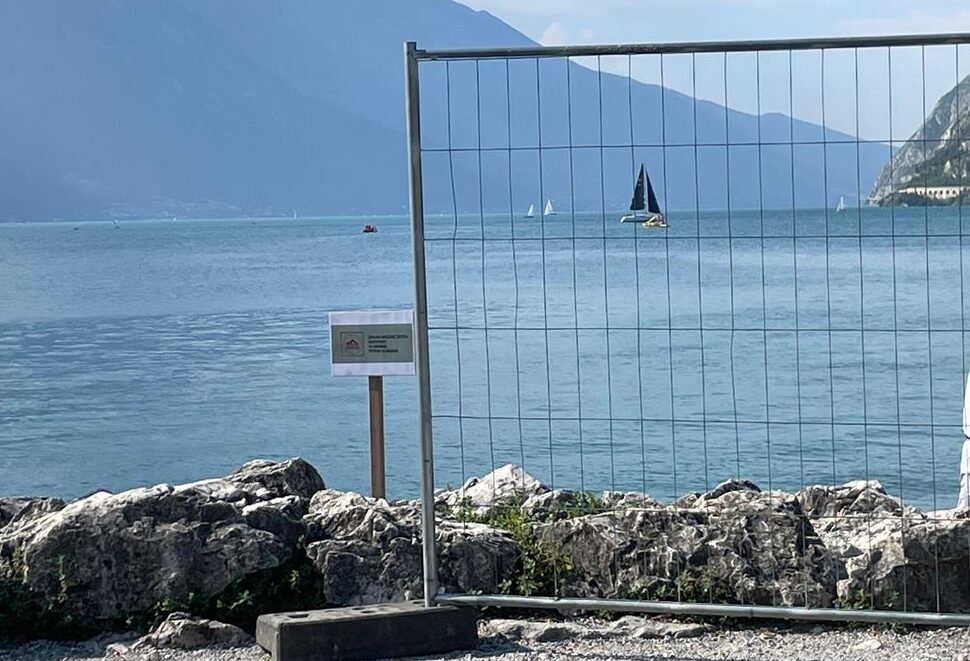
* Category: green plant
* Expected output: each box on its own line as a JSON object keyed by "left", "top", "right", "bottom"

{"left": 835, "top": 587, "right": 901, "bottom": 613}
{"left": 443, "top": 495, "right": 574, "bottom": 597}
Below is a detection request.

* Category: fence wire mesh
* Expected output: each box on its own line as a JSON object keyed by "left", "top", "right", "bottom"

{"left": 408, "top": 36, "right": 970, "bottom": 619}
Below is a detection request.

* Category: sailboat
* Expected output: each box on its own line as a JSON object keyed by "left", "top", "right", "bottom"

{"left": 543, "top": 199, "right": 555, "bottom": 216}
{"left": 836, "top": 196, "right": 847, "bottom": 213}
{"left": 620, "top": 163, "right": 666, "bottom": 228}
{"left": 524, "top": 203, "right": 535, "bottom": 219}
{"left": 293, "top": 209, "right": 298, "bottom": 219}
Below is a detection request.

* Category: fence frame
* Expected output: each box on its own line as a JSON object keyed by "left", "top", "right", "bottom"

{"left": 404, "top": 33, "right": 970, "bottom": 624}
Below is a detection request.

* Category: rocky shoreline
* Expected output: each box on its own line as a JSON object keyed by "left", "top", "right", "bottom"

{"left": 1, "top": 458, "right": 969, "bottom": 641}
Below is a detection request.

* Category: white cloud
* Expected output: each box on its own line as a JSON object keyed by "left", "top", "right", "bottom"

{"left": 539, "top": 21, "right": 567, "bottom": 46}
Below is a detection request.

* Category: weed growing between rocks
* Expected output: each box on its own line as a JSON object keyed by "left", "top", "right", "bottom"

{"left": 835, "top": 588, "right": 902, "bottom": 612}
{"left": 442, "top": 495, "right": 575, "bottom": 597}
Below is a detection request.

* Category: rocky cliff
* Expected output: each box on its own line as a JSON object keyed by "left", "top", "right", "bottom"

{"left": 870, "top": 74, "right": 970, "bottom": 205}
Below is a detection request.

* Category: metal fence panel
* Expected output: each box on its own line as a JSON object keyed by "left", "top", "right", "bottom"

{"left": 405, "top": 35, "right": 970, "bottom": 623}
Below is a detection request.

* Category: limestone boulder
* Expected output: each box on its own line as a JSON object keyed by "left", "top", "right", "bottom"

{"left": 537, "top": 479, "right": 836, "bottom": 607}
{"left": 0, "top": 458, "right": 323, "bottom": 622}
{"left": 797, "top": 480, "right": 970, "bottom": 611}
{"left": 0, "top": 497, "right": 65, "bottom": 530}
{"left": 437, "top": 464, "right": 548, "bottom": 517}
{"left": 227, "top": 458, "right": 325, "bottom": 500}
{"left": 304, "top": 489, "right": 518, "bottom": 604}
{"left": 111, "top": 612, "right": 251, "bottom": 655}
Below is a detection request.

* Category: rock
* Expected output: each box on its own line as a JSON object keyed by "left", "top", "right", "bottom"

{"left": 227, "top": 458, "right": 325, "bottom": 500}
{"left": 438, "top": 464, "right": 548, "bottom": 517}
{"left": 482, "top": 618, "right": 529, "bottom": 640}
{"left": 841, "top": 516, "right": 970, "bottom": 612}
{"left": 482, "top": 618, "right": 585, "bottom": 642}
{"left": 697, "top": 479, "right": 761, "bottom": 505}
{"left": 523, "top": 490, "right": 592, "bottom": 520}
{"left": 601, "top": 491, "right": 661, "bottom": 510}
{"left": 138, "top": 612, "right": 251, "bottom": 649}
{"left": 105, "top": 641, "right": 161, "bottom": 661}
{"left": 0, "top": 459, "right": 318, "bottom": 622}
{"left": 633, "top": 621, "right": 711, "bottom": 639}
{"left": 852, "top": 638, "right": 883, "bottom": 652}
{"left": 531, "top": 622, "right": 586, "bottom": 642}
{"left": 241, "top": 496, "right": 306, "bottom": 548}
{"left": 797, "top": 481, "right": 902, "bottom": 520}
{"left": 304, "top": 490, "right": 518, "bottom": 604}
{"left": 537, "top": 482, "right": 836, "bottom": 607}
{"left": 0, "top": 497, "right": 65, "bottom": 530}
{"left": 609, "top": 615, "right": 648, "bottom": 631}
{"left": 437, "top": 519, "right": 519, "bottom": 595}
{"left": 672, "top": 492, "right": 700, "bottom": 509}
{"left": 794, "top": 480, "right": 970, "bottom": 611}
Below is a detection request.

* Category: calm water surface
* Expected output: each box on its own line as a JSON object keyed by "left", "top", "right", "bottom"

{"left": 1, "top": 209, "right": 969, "bottom": 509}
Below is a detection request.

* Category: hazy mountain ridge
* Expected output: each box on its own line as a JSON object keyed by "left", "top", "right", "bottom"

{"left": 0, "top": 0, "right": 888, "bottom": 221}
{"left": 870, "top": 74, "right": 970, "bottom": 205}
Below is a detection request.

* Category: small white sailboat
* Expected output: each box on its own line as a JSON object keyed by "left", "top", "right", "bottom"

{"left": 293, "top": 209, "right": 298, "bottom": 219}
{"left": 836, "top": 196, "right": 847, "bottom": 213}
{"left": 543, "top": 199, "right": 555, "bottom": 216}
{"left": 112, "top": 218, "right": 119, "bottom": 229}
{"left": 524, "top": 203, "right": 535, "bottom": 219}
{"left": 620, "top": 163, "right": 667, "bottom": 228}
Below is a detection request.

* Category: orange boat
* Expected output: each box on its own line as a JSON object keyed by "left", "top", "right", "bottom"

{"left": 362, "top": 224, "right": 378, "bottom": 233}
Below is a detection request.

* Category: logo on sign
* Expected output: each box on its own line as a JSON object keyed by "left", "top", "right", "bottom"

{"left": 341, "top": 333, "right": 364, "bottom": 357}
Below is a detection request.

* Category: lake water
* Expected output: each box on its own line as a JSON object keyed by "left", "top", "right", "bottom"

{"left": 1, "top": 208, "right": 969, "bottom": 510}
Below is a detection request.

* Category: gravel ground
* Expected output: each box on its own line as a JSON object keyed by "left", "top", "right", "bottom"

{"left": 2, "top": 620, "right": 970, "bottom": 661}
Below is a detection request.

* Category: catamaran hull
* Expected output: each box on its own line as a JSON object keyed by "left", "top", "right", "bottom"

{"left": 621, "top": 212, "right": 666, "bottom": 228}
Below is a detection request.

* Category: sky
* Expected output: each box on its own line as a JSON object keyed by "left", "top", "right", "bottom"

{"left": 455, "top": 0, "right": 970, "bottom": 48}
{"left": 455, "top": 0, "right": 970, "bottom": 139}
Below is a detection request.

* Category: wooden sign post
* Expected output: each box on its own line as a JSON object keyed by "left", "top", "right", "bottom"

{"left": 368, "top": 375, "right": 386, "bottom": 499}
{"left": 330, "top": 310, "right": 415, "bottom": 500}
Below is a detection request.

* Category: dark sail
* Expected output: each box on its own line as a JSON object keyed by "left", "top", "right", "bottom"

{"left": 630, "top": 164, "right": 646, "bottom": 211}
{"left": 645, "top": 169, "right": 661, "bottom": 214}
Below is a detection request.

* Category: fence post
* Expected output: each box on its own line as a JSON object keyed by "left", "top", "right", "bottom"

{"left": 404, "top": 40, "right": 439, "bottom": 608}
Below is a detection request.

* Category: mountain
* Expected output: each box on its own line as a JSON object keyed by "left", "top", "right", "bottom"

{"left": 0, "top": 0, "right": 408, "bottom": 220}
{"left": 0, "top": 0, "right": 889, "bottom": 221}
{"left": 870, "top": 75, "right": 970, "bottom": 206}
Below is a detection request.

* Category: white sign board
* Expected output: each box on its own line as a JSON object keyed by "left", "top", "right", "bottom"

{"left": 330, "top": 309, "right": 415, "bottom": 377}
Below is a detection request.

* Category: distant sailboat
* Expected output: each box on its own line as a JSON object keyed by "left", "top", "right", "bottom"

{"left": 836, "top": 196, "right": 847, "bottom": 213}
{"left": 112, "top": 218, "right": 119, "bottom": 229}
{"left": 524, "top": 203, "right": 535, "bottom": 219}
{"left": 620, "top": 163, "right": 666, "bottom": 228}
{"left": 293, "top": 209, "right": 298, "bottom": 219}
{"left": 543, "top": 199, "right": 555, "bottom": 216}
